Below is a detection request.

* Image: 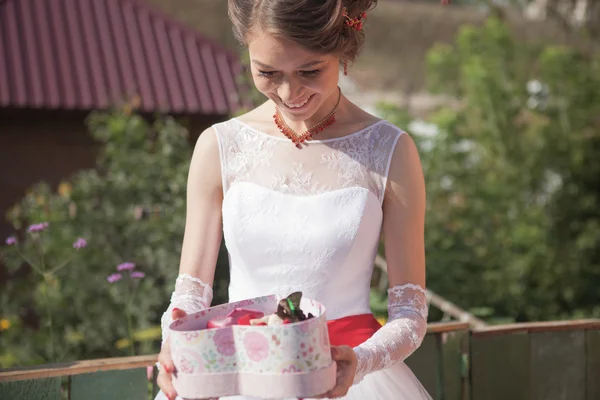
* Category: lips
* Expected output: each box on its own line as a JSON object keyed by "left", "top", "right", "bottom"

{"left": 284, "top": 98, "right": 309, "bottom": 108}
{"left": 281, "top": 94, "right": 314, "bottom": 110}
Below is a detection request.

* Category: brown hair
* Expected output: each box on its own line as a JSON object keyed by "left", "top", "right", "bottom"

{"left": 228, "top": 0, "right": 377, "bottom": 64}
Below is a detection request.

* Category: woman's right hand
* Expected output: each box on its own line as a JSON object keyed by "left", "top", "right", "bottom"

{"left": 156, "top": 308, "right": 187, "bottom": 400}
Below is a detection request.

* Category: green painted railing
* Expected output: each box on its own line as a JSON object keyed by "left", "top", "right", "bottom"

{"left": 406, "top": 319, "right": 600, "bottom": 400}
{"left": 0, "top": 354, "right": 157, "bottom": 400}
{"left": 1, "top": 320, "right": 599, "bottom": 400}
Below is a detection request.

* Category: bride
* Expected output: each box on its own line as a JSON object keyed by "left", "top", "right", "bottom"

{"left": 155, "top": 0, "right": 431, "bottom": 399}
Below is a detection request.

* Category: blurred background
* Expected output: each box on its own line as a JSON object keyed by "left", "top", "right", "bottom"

{"left": 0, "top": 0, "right": 598, "bottom": 373}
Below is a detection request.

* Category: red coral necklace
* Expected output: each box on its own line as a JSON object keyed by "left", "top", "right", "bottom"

{"left": 273, "top": 87, "right": 342, "bottom": 149}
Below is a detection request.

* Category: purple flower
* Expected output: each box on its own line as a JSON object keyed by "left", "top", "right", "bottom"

{"left": 27, "top": 222, "right": 49, "bottom": 233}
{"left": 73, "top": 238, "right": 87, "bottom": 249}
{"left": 131, "top": 271, "right": 145, "bottom": 279}
{"left": 5, "top": 236, "right": 17, "bottom": 246}
{"left": 117, "top": 262, "right": 135, "bottom": 271}
{"left": 107, "top": 273, "right": 122, "bottom": 283}
{"left": 146, "top": 365, "right": 153, "bottom": 381}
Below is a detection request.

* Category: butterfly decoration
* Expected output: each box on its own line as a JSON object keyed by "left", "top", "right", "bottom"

{"left": 251, "top": 292, "right": 315, "bottom": 326}
{"left": 276, "top": 291, "right": 314, "bottom": 322}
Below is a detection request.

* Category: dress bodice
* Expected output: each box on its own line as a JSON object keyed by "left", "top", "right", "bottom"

{"left": 214, "top": 118, "right": 404, "bottom": 320}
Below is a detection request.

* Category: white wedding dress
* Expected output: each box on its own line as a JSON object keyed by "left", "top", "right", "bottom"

{"left": 156, "top": 118, "right": 432, "bottom": 400}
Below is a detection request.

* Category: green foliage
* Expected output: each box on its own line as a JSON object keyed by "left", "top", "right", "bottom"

{"left": 2, "top": 226, "right": 89, "bottom": 363}
{"left": 382, "top": 18, "right": 600, "bottom": 323}
{"left": 0, "top": 107, "right": 229, "bottom": 367}
{"left": 369, "top": 288, "right": 389, "bottom": 318}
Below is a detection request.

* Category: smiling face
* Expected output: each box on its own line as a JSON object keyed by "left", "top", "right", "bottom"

{"left": 247, "top": 30, "right": 341, "bottom": 123}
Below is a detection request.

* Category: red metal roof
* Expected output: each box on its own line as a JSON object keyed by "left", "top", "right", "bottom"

{"left": 0, "top": 0, "right": 245, "bottom": 114}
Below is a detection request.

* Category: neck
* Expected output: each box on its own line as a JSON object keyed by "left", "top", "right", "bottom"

{"left": 278, "top": 87, "right": 342, "bottom": 134}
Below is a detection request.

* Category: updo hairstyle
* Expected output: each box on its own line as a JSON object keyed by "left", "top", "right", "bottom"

{"left": 228, "top": 0, "right": 377, "bottom": 64}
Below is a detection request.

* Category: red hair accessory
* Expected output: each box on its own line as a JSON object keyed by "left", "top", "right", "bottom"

{"left": 342, "top": 8, "right": 366, "bottom": 31}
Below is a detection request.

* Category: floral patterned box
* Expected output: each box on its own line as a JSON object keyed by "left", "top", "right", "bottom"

{"left": 169, "top": 295, "right": 336, "bottom": 400}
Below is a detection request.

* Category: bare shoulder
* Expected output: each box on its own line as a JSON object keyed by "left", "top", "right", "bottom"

{"left": 348, "top": 101, "right": 381, "bottom": 124}
{"left": 192, "top": 126, "right": 220, "bottom": 164}
{"left": 231, "top": 102, "right": 275, "bottom": 133}
{"left": 340, "top": 99, "right": 382, "bottom": 132}
{"left": 384, "top": 131, "right": 425, "bottom": 207}
{"left": 391, "top": 130, "right": 420, "bottom": 164}
{"left": 233, "top": 102, "right": 270, "bottom": 123}
{"left": 188, "top": 126, "right": 222, "bottom": 194}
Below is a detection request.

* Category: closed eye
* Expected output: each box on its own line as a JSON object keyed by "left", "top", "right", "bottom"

{"left": 300, "top": 69, "right": 321, "bottom": 77}
{"left": 258, "top": 70, "right": 276, "bottom": 78}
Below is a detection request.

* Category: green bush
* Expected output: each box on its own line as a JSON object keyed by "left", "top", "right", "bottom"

{"left": 1, "top": 106, "right": 229, "bottom": 367}
{"left": 381, "top": 18, "right": 600, "bottom": 323}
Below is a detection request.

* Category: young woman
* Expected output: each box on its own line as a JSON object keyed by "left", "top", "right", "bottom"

{"left": 155, "top": 1, "right": 431, "bottom": 399}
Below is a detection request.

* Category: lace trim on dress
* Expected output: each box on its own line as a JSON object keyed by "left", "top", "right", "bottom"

{"left": 388, "top": 283, "right": 429, "bottom": 321}
{"left": 213, "top": 119, "right": 404, "bottom": 204}
{"left": 353, "top": 283, "right": 429, "bottom": 384}
{"left": 381, "top": 131, "right": 402, "bottom": 203}
{"left": 160, "top": 274, "right": 213, "bottom": 346}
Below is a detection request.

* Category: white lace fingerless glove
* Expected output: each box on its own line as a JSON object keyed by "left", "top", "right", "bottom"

{"left": 160, "top": 274, "right": 214, "bottom": 347}
{"left": 353, "top": 283, "right": 428, "bottom": 384}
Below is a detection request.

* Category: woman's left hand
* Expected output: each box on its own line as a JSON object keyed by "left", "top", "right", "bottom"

{"left": 315, "top": 345, "right": 358, "bottom": 399}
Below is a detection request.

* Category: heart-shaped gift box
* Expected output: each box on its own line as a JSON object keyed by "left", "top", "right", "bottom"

{"left": 169, "top": 295, "right": 336, "bottom": 399}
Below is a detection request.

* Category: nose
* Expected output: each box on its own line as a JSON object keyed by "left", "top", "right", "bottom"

{"left": 277, "top": 79, "right": 302, "bottom": 102}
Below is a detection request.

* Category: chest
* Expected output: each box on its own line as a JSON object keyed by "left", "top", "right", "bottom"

{"left": 221, "top": 182, "right": 382, "bottom": 264}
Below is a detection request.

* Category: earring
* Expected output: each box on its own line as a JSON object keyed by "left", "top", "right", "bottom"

{"left": 343, "top": 61, "right": 348, "bottom": 76}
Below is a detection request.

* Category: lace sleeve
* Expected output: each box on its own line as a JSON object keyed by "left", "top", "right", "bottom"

{"left": 353, "top": 283, "right": 428, "bottom": 384}
{"left": 160, "top": 274, "right": 214, "bottom": 347}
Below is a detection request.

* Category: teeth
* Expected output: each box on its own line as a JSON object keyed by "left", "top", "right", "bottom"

{"left": 284, "top": 97, "right": 310, "bottom": 108}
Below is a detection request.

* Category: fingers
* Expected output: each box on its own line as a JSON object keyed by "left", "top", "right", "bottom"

{"left": 157, "top": 341, "right": 176, "bottom": 387}
{"left": 160, "top": 308, "right": 184, "bottom": 376}
{"left": 323, "top": 346, "right": 356, "bottom": 398}
{"left": 331, "top": 346, "right": 340, "bottom": 360}
{"left": 158, "top": 313, "right": 183, "bottom": 400}
{"left": 157, "top": 340, "right": 177, "bottom": 400}
{"left": 172, "top": 307, "right": 187, "bottom": 320}
{"left": 157, "top": 354, "right": 174, "bottom": 377}
{"left": 330, "top": 345, "right": 353, "bottom": 362}
{"left": 157, "top": 339, "right": 175, "bottom": 373}
{"left": 324, "top": 371, "right": 353, "bottom": 399}
{"left": 325, "top": 381, "right": 352, "bottom": 399}
{"left": 156, "top": 370, "right": 178, "bottom": 400}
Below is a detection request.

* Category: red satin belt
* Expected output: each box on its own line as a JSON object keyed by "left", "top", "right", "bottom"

{"left": 327, "top": 314, "right": 382, "bottom": 348}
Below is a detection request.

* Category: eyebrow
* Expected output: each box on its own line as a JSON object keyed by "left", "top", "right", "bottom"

{"left": 252, "top": 60, "right": 326, "bottom": 69}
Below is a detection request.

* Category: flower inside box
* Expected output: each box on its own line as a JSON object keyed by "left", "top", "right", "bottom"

{"left": 169, "top": 295, "right": 336, "bottom": 400}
